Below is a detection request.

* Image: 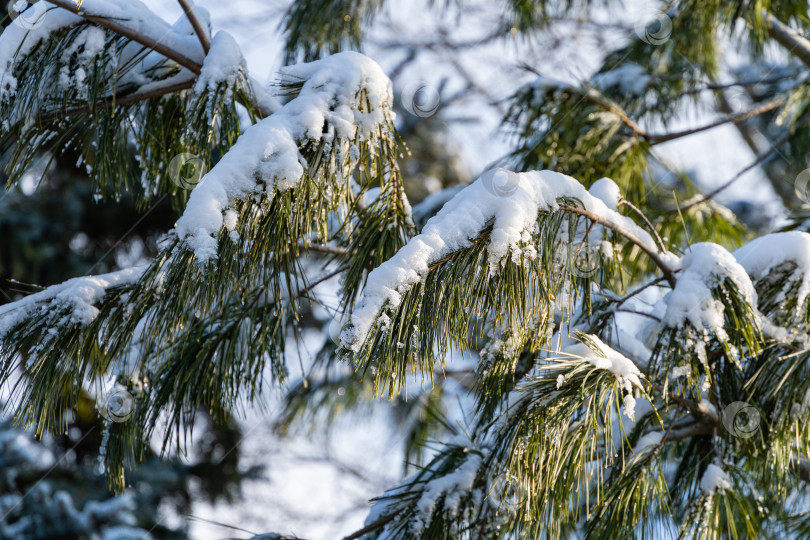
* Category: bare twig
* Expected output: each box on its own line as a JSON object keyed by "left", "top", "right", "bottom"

{"left": 651, "top": 382, "right": 722, "bottom": 428}
{"left": 619, "top": 198, "right": 666, "bottom": 252}
{"left": 680, "top": 110, "right": 810, "bottom": 212}
{"left": 559, "top": 205, "right": 678, "bottom": 288}
{"left": 301, "top": 244, "right": 352, "bottom": 256}
{"left": 177, "top": 0, "right": 211, "bottom": 54}
{"left": 646, "top": 97, "right": 786, "bottom": 145}
{"left": 663, "top": 423, "right": 714, "bottom": 442}
{"left": 651, "top": 384, "right": 717, "bottom": 424}
{"left": 678, "top": 73, "right": 801, "bottom": 96}
{"left": 614, "top": 308, "right": 661, "bottom": 322}
{"left": 715, "top": 90, "right": 797, "bottom": 211}
{"left": 185, "top": 515, "right": 257, "bottom": 536}
{"left": 656, "top": 404, "right": 683, "bottom": 447}
{"left": 303, "top": 265, "right": 350, "bottom": 294}
{"left": 615, "top": 276, "right": 668, "bottom": 307}
{"left": 581, "top": 90, "right": 649, "bottom": 139}
{"left": 49, "top": 0, "right": 203, "bottom": 74}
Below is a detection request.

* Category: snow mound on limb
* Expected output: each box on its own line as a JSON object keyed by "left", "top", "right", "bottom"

{"left": 192, "top": 31, "right": 244, "bottom": 94}
{"left": 174, "top": 51, "right": 394, "bottom": 262}
{"left": 0, "top": 0, "right": 207, "bottom": 102}
{"left": 0, "top": 265, "right": 146, "bottom": 337}
{"left": 565, "top": 333, "right": 643, "bottom": 420}
{"left": 0, "top": 4, "right": 81, "bottom": 100}
{"left": 733, "top": 231, "right": 810, "bottom": 313}
{"left": 700, "top": 463, "right": 732, "bottom": 494}
{"left": 663, "top": 242, "right": 756, "bottom": 339}
{"left": 342, "top": 170, "right": 663, "bottom": 351}
{"left": 589, "top": 177, "right": 621, "bottom": 211}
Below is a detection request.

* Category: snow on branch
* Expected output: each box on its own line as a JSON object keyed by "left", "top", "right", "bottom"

{"left": 700, "top": 463, "right": 733, "bottom": 495}
{"left": 361, "top": 442, "right": 489, "bottom": 538}
{"left": 734, "top": 231, "right": 810, "bottom": 314}
{"left": 47, "top": 0, "right": 205, "bottom": 72}
{"left": 0, "top": 0, "right": 236, "bottom": 199}
{"left": 0, "top": 0, "right": 220, "bottom": 134}
{"left": 663, "top": 242, "right": 756, "bottom": 340}
{"left": 0, "top": 5, "right": 81, "bottom": 101}
{"left": 653, "top": 233, "right": 810, "bottom": 361}
{"left": 563, "top": 333, "right": 644, "bottom": 420}
{"left": 0, "top": 265, "right": 146, "bottom": 338}
{"left": 192, "top": 31, "right": 244, "bottom": 95}
{"left": 341, "top": 170, "right": 669, "bottom": 352}
{"left": 174, "top": 51, "right": 395, "bottom": 262}
{"left": 1, "top": 0, "right": 205, "bottom": 102}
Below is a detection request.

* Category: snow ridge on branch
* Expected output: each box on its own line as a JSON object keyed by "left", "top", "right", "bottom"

{"left": 174, "top": 51, "right": 395, "bottom": 262}
{"left": 341, "top": 170, "right": 670, "bottom": 351}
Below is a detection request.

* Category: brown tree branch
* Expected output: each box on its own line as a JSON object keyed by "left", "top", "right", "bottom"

{"left": 49, "top": 0, "right": 203, "bottom": 74}
{"left": 680, "top": 110, "right": 810, "bottom": 212}
{"left": 302, "top": 265, "right": 350, "bottom": 294}
{"left": 614, "top": 308, "right": 661, "bottom": 322}
{"left": 662, "top": 423, "right": 714, "bottom": 442}
{"left": 646, "top": 97, "right": 786, "bottom": 145}
{"left": 714, "top": 91, "right": 798, "bottom": 211}
{"left": 614, "top": 275, "right": 668, "bottom": 307}
{"left": 176, "top": 0, "right": 211, "bottom": 54}
{"left": 765, "top": 12, "right": 810, "bottom": 69}
{"left": 300, "top": 244, "right": 351, "bottom": 256}
{"left": 651, "top": 384, "right": 716, "bottom": 423}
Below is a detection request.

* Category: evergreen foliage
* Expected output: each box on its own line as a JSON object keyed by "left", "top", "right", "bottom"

{"left": 2, "top": 0, "right": 810, "bottom": 538}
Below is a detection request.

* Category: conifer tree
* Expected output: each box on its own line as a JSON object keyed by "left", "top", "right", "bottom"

{"left": 1, "top": 1, "right": 810, "bottom": 538}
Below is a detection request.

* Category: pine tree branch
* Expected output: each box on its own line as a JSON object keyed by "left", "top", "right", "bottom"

{"left": 591, "top": 89, "right": 782, "bottom": 147}
{"left": 614, "top": 308, "right": 661, "bottom": 322}
{"left": 38, "top": 79, "right": 195, "bottom": 122}
{"left": 715, "top": 91, "right": 798, "bottom": 211}
{"left": 645, "top": 97, "right": 786, "bottom": 145}
{"left": 663, "top": 423, "right": 713, "bottom": 442}
{"left": 676, "top": 73, "right": 802, "bottom": 96}
{"left": 656, "top": 404, "right": 684, "bottom": 447}
{"left": 680, "top": 110, "right": 810, "bottom": 212}
{"left": 651, "top": 384, "right": 718, "bottom": 425}
{"left": 765, "top": 12, "right": 810, "bottom": 69}
{"left": 558, "top": 205, "right": 677, "bottom": 288}
{"left": 303, "top": 265, "right": 350, "bottom": 293}
{"left": 49, "top": 0, "right": 203, "bottom": 74}
{"left": 176, "top": 0, "right": 211, "bottom": 54}
{"left": 301, "top": 244, "right": 351, "bottom": 255}
{"left": 581, "top": 90, "right": 649, "bottom": 139}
